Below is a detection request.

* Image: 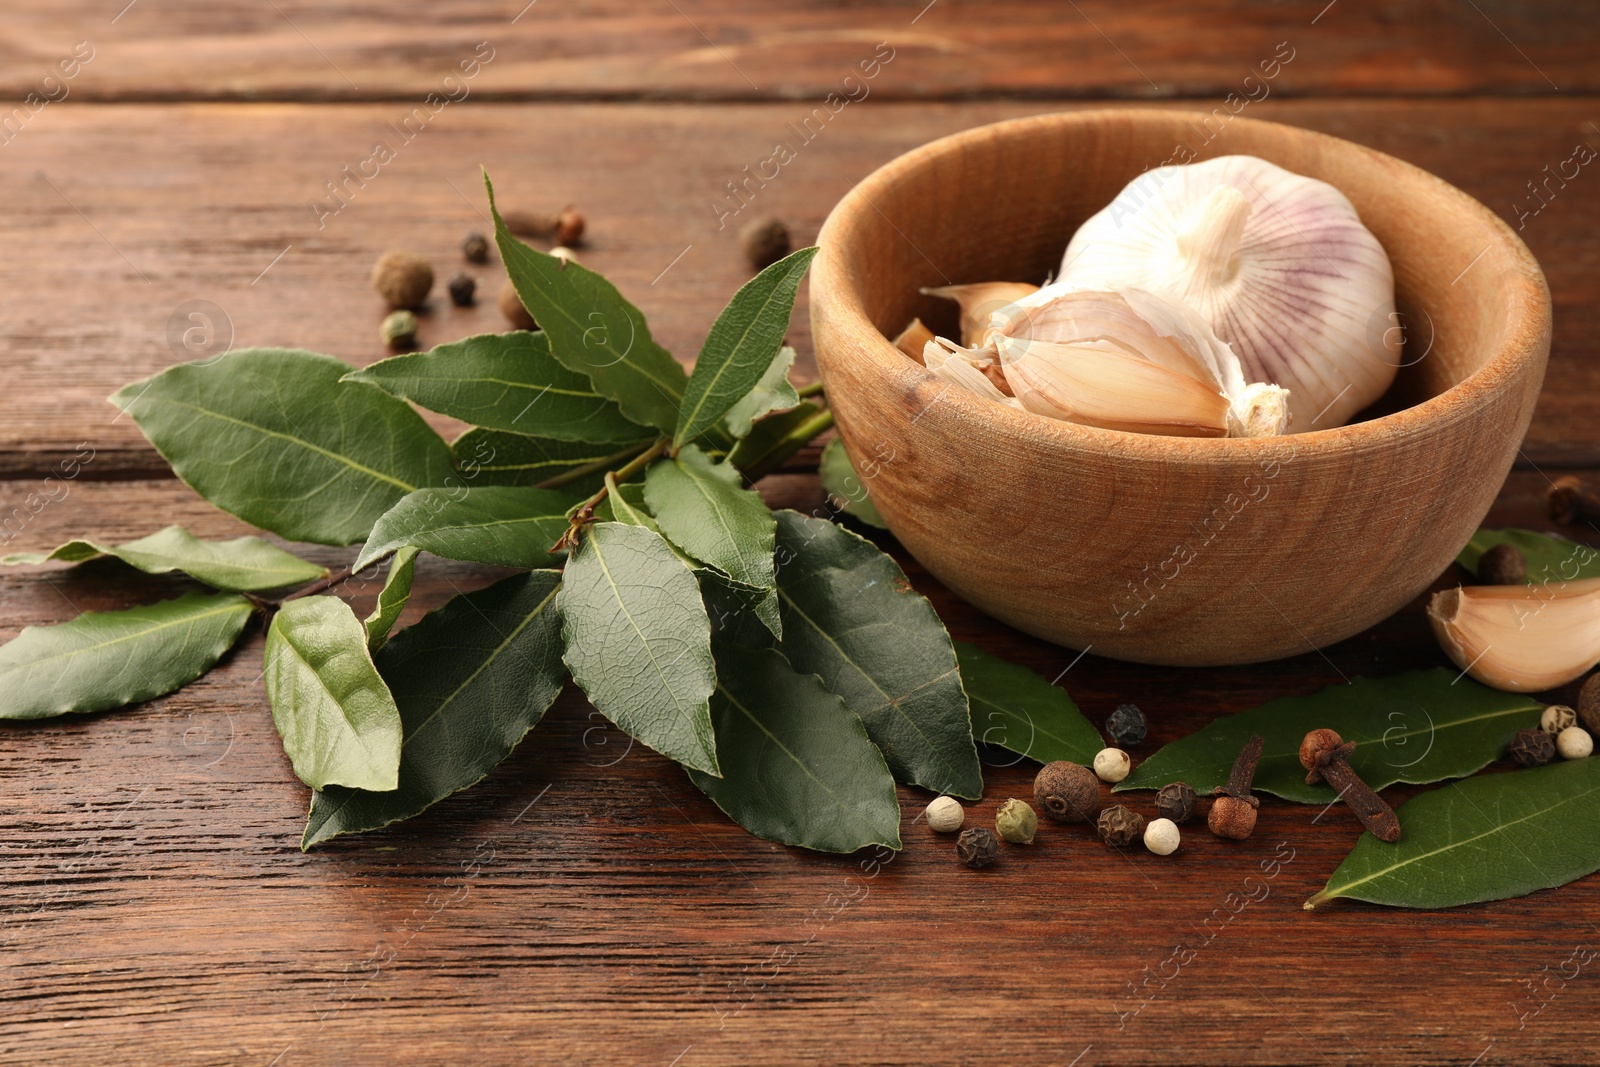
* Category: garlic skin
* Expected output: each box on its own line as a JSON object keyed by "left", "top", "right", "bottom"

{"left": 926, "top": 284, "right": 1288, "bottom": 438}
{"left": 1059, "top": 156, "right": 1399, "bottom": 430}
{"left": 921, "top": 282, "right": 1040, "bottom": 347}
{"left": 1428, "top": 579, "right": 1600, "bottom": 692}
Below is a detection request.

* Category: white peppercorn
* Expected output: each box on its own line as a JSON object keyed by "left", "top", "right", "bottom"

{"left": 924, "top": 795, "right": 963, "bottom": 833}
{"left": 1557, "top": 725, "right": 1593, "bottom": 760}
{"left": 1093, "top": 747, "right": 1131, "bottom": 784}
{"left": 1541, "top": 704, "right": 1577, "bottom": 736}
{"left": 1144, "top": 817, "right": 1180, "bottom": 856}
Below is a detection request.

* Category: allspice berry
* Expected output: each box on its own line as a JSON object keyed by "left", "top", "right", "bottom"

{"left": 995, "top": 798, "right": 1037, "bottom": 844}
{"left": 371, "top": 251, "right": 434, "bottom": 310}
{"left": 739, "top": 216, "right": 791, "bottom": 270}
{"left": 1541, "top": 704, "right": 1577, "bottom": 736}
{"left": 380, "top": 309, "right": 418, "bottom": 349}
{"left": 1154, "top": 781, "right": 1197, "bottom": 824}
{"left": 1509, "top": 727, "right": 1555, "bottom": 767}
{"left": 447, "top": 273, "right": 477, "bottom": 307}
{"left": 1033, "top": 760, "right": 1101, "bottom": 823}
{"left": 1097, "top": 804, "right": 1145, "bottom": 847}
{"left": 498, "top": 281, "right": 536, "bottom": 330}
{"left": 462, "top": 231, "right": 490, "bottom": 263}
{"left": 1579, "top": 673, "right": 1600, "bottom": 735}
{"left": 955, "top": 827, "right": 999, "bottom": 869}
{"left": 554, "top": 206, "right": 585, "bottom": 247}
{"left": 924, "top": 795, "right": 963, "bottom": 833}
{"left": 1477, "top": 542, "right": 1527, "bottom": 585}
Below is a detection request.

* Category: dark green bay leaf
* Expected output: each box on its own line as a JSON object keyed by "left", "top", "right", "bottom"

{"left": 110, "top": 347, "right": 453, "bottom": 545}
{"left": 363, "top": 546, "right": 418, "bottom": 650}
{"left": 1307, "top": 757, "right": 1600, "bottom": 910}
{"left": 1, "top": 524, "right": 326, "bottom": 593}
{"left": 304, "top": 571, "right": 566, "bottom": 848}
{"left": 355, "top": 486, "right": 576, "bottom": 570}
{"left": 675, "top": 247, "right": 817, "bottom": 448}
{"left": 726, "top": 400, "right": 823, "bottom": 478}
{"left": 700, "top": 569, "right": 778, "bottom": 652}
{"left": 344, "top": 332, "right": 648, "bottom": 443}
{"left": 487, "top": 174, "right": 687, "bottom": 433}
{"left": 690, "top": 642, "right": 901, "bottom": 853}
{"left": 453, "top": 428, "right": 653, "bottom": 493}
{"left": 1117, "top": 669, "right": 1543, "bottom": 803}
{"left": 1458, "top": 528, "right": 1600, "bottom": 582}
{"left": 819, "top": 439, "right": 888, "bottom": 529}
{"left": 644, "top": 446, "right": 778, "bottom": 635}
{"left": 0, "top": 591, "right": 253, "bottom": 719}
{"left": 955, "top": 642, "right": 1101, "bottom": 765}
{"left": 722, "top": 346, "right": 800, "bottom": 440}
{"left": 264, "top": 596, "right": 402, "bottom": 792}
{"left": 772, "top": 510, "right": 982, "bottom": 799}
{"left": 558, "top": 522, "right": 719, "bottom": 775}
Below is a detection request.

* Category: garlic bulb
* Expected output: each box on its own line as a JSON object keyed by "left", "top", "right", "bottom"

{"left": 924, "top": 283, "right": 1288, "bottom": 438}
{"left": 1059, "top": 155, "right": 1399, "bottom": 430}
{"left": 1429, "top": 579, "right": 1600, "bottom": 692}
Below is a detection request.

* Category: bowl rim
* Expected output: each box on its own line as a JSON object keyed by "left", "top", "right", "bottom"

{"left": 812, "top": 107, "right": 1552, "bottom": 462}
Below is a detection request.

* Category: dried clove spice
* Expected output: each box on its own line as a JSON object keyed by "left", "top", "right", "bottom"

{"left": 1208, "top": 734, "right": 1262, "bottom": 840}
{"left": 1549, "top": 476, "right": 1600, "bottom": 525}
{"left": 1300, "top": 728, "right": 1400, "bottom": 843}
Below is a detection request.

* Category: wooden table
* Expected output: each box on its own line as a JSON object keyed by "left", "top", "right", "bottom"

{"left": 3, "top": 3, "right": 1597, "bottom": 1063}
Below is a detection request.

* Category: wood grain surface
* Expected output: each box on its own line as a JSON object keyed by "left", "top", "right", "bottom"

{"left": 4, "top": 1, "right": 1600, "bottom": 1063}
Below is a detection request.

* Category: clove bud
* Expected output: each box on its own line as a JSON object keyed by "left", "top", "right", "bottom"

{"left": 1299, "top": 728, "right": 1400, "bottom": 843}
{"left": 1208, "top": 734, "right": 1263, "bottom": 840}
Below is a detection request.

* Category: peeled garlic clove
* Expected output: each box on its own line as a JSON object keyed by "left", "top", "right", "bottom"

{"left": 922, "top": 282, "right": 1040, "bottom": 347}
{"left": 1428, "top": 579, "right": 1600, "bottom": 692}
{"left": 1060, "top": 155, "right": 1399, "bottom": 430}
{"left": 998, "top": 337, "right": 1230, "bottom": 437}
{"left": 893, "top": 317, "right": 936, "bottom": 362}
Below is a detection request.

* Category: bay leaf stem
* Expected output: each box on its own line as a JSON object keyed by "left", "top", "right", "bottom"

{"left": 739, "top": 408, "right": 835, "bottom": 483}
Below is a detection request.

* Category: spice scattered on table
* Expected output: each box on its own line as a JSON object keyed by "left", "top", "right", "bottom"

{"left": 555, "top": 206, "right": 586, "bottom": 247}
{"left": 1542, "top": 704, "right": 1577, "bottom": 735}
{"left": 1476, "top": 542, "right": 1527, "bottom": 585}
{"left": 1557, "top": 725, "right": 1594, "bottom": 760}
{"left": 499, "top": 280, "right": 536, "bottom": 330}
{"left": 1105, "top": 702, "right": 1148, "bottom": 746}
{"left": 1097, "top": 804, "right": 1144, "bottom": 847}
{"left": 1548, "top": 475, "right": 1600, "bottom": 525}
{"left": 1154, "top": 781, "right": 1197, "bottom": 823}
{"left": 925, "top": 795, "right": 964, "bottom": 833}
{"left": 461, "top": 231, "right": 490, "bottom": 263}
{"left": 739, "top": 216, "right": 791, "bottom": 270}
{"left": 1300, "top": 728, "right": 1400, "bottom": 843}
{"left": 1579, "top": 673, "right": 1600, "bottom": 734}
{"left": 1093, "top": 747, "right": 1132, "bottom": 783}
{"left": 1034, "top": 760, "right": 1102, "bottom": 823}
{"left": 380, "top": 309, "right": 418, "bottom": 349}
{"left": 447, "top": 273, "right": 477, "bottom": 307}
{"left": 1209, "top": 734, "right": 1262, "bottom": 840}
{"left": 1143, "top": 818, "right": 1180, "bottom": 856}
{"left": 372, "top": 250, "right": 434, "bottom": 310}
{"left": 994, "top": 798, "right": 1037, "bottom": 844}
{"left": 956, "top": 827, "right": 999, "bottom": 868}
{"left": 1509, "top": 727, "right": 1555, "bottom": 767}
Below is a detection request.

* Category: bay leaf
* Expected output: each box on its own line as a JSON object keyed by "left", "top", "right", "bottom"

{"left": 644, "top": 445, "right": 778, "bottom": 635}
{"left": 452, "top": 428, "right": 652, "bottom": 493}
{"left": 954, "top": 641, "right": 1101, "bottom": 765}
{"left": 689, "top": 642, "right": 901, "bottom": 853}
{"left": 264, "top": 596, "right": 402, "bottom": 791}
{"left": 772, "top": 510, "right": 982, "bottom": 799}
{"left": 557, "top": 522, "right": 719, "bottom": 775}
{"left": 0, "top": 591, "right": 253, "bottom": 719}
{"left": 1306, "top": 757, "right": 1600, "bottom": 910}
{"left": 1117, "top": 668, "right": 1543, "bottom": 803}
{"left": 110, "top": 347, "right": 454, "bottom": 545}
{"left": 1, "top": 524, "right": 326, "bottom": 592}
{"left": 673, "top": 246, "right": 816, "bottom": 448}
{"left": 726, "top": 400, "right": 822, "bottom": 478}
{"left": 722, "top": 345, "right": 800, "bottom": 440}
{"left": 363, "top": 546, "right": 418, "bottom": 650}
{"left": 818, "top": 438, "right": 888, "bottom": 529}
{"left": 487, "top": 174, "right": 687, "bottom": 433}
{"left": 344, "top": 331, "right": 649, "bottom": 443}
{"left": 355, "top": 486, "right": 577, "bottom": 570}
{"left": 303, "top": 571, "right": 565, "bottom": 848}
{"left": 1458, "top": 527, "right": 1600, "bottom": 582}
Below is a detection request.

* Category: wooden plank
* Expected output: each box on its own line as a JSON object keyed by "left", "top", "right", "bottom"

{"left": 0, "top": 1, "right": 1588, "bottom": 102}
{"left": 0, "top": 98, "right": 1596, "bottom": 477}
{"left": 0, "top": 469, "right": 1594, "bottom": 1063}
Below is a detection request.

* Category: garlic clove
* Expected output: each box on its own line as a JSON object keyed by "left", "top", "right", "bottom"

{"left": 1226, "top": 382, "right": 1292, "bottom": 438}
{"left": 893, "top": 317, "right": 936, "bottom": 363}
{"left": 922, "top": 282, "right": 1040, "bottom": 347}
{"left": 1428, "top": 579, "right": 1600, "bottom": 692}
{"left": 923, "top": 337, "right": 1024, "bottom": 410}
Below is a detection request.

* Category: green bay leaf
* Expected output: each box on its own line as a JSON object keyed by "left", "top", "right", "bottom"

{"left": 345, "top": 331, "right": 648, "bottom": 443}
{"left": 264, "top": 596, "right": 402, "bottom": 791}
{"left": 110, "top": 348, "right": 454, "bottom": 545}
{"left": 363, "top": 546, "right": 418, "bottom": 650}
{"left": 690, "top": 642, "right": 901, "bottom": 853}
{"left": 0, "top": 591, "right": 253, "bottom": 719}
{"left": 819, "top": 438, "right": 887, "bottom": 529}
{"left": 453, "top": 429, "right": 653, "bottom": 494}
{"left": 558, "top": 522, "right": 719, "bottom": 775}
{"left": 487, "top": 174, "right": 687, "bottom": 432}
{"left": 726, "top": 400, "right": 823, "bottom": 479}
{"left": 673, "top": 246, "right": 817, "bottom": 447}
{"left": 722, "top": 346, "right": 800, "bottom": 440}
{"left": 772, "top": 510, "right": 982, "bottom": 799}
{"left": 355, "top": 486, "right": 577, "bottom": 570}
{"left": 955, "top": 642, "right": 1101, "bottom": 765}
{"left": 1117, "top": 668, "right": 1543, "bottom": 802}
{"left": 1457, "top": 527, "right": 1600, "bottom": 582}
{"left": 1, "top": 524, "right": 326, "bottom": 593}
{"left": 1307, "top": 758, "right": 1600, "bottom": 910}
{"left": 304, "top": 571, "right": 566, "bottom": 848}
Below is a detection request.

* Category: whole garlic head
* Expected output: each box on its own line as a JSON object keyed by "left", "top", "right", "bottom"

{"left": 1059, "top": 155, "right": 1400, "bottom": 430}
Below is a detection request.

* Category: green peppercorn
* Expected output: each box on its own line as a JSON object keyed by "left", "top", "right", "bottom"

{"left": 380, "top": 309, "right": 418, "bottom": 349}
{"left": 994, "top": 798, "right": 1037, "bottom": 844}
{"left": 955, "top": 827, "right": 998, "bottom": 868}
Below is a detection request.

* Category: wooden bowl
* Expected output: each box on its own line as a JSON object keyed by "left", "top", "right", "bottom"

{"left": 810, "top": 109, "right": 1551, "bottom": 666}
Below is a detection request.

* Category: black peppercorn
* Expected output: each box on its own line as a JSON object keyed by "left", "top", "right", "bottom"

{"left": 1509, "top": 727, "right": 1555, "bottom": 767}
{"left": 1477, "top": 543, "right": 1527, "bottom": 585}
{"left": 955, "top": 827, "right": 999, "bottom": 868}
{"left": 1106, "top": 703, "right": 1148, "bottom": 746}
{"left": 462, "top": 231, "right": 490, "bottom": 263}
{"left": 1098, "top": 804, "right": 1145, "bottom": 847}
{"left": 1033, "top": 760, "right": 1102, "bottom": 823}
{"left": 1154, "top": 781, "right": 1197, "bottom": 823}
{"left": 447, "top": 273, "right": 477, "bottom": 307}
